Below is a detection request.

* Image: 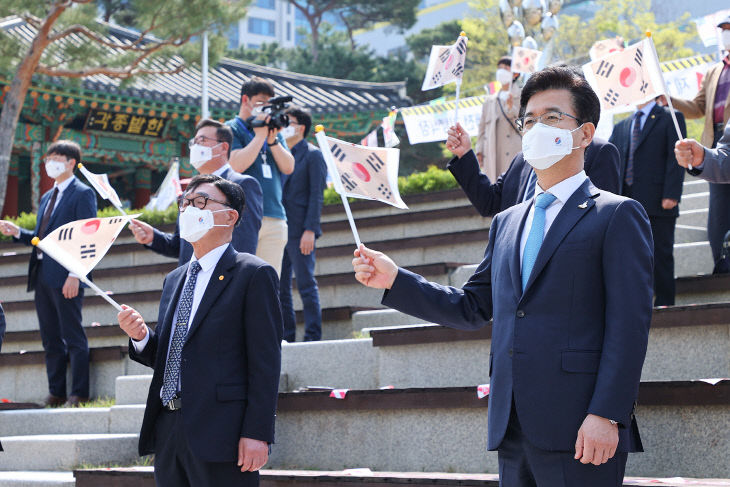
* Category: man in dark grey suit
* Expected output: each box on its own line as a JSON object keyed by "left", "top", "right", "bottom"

{"left": 118, "top": 174, "right": 282, "bottom": 486}
{"left": 130, "top": 120, "right": 263, "bottom": 265}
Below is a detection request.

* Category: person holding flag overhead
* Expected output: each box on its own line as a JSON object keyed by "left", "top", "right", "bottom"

{"left": 0, "top": 140, "right": 97, "bottom": 407}
{"left": 670, "top": 15, "right": 730, "bottom": 268}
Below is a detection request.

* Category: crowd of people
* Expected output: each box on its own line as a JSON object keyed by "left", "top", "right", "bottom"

{"left": 0, "top": 17, "right": 729, "bottom": 486}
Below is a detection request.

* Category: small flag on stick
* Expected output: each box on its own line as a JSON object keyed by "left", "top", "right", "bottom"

{"left": 146, "top": 158, "right": 182, "bottom": 211}
{"left": 360, "top": 129, "right": 379, "bottom": 147}
{"left": 511, "top": 46, "right": 543, "bottom": 74}
{"left": 77, "top": 164, "right": 125, "bottom": 214}
{"left": 31, "top": 214, "right": 141, "bottom": 310}
{"left": 382, "top": 109, "right": 400, "bottom": 148}
{"left": 315, "top": 125, "right": 407, "bottom": 248}
{"left": 421, "top": 32, "right": 468, "bottom": 91}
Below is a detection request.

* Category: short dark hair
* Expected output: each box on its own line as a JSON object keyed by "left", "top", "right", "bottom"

{"left": 497, "top": 56, "right": 512, "bottom": 68}
{"left": 286, "top": 106, "right": 312, "bottom": 138}
{"left": 519, "top": 65, "right": 601, "bottom": 126}
{"left": 195, "top": 119, "right": 234, "bottom": 158}
{"left": 240, "top": 76, "right": 275, "bottom": 100}
{"left": 185, "top": 174, "right": 245, "bottom": 225}
{"left": 46, "top": 140, "right": 81, "bottom": 165}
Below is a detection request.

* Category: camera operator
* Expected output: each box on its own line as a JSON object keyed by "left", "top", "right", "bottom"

{"left": 228, "top": 77, "right": 294, "bottom": 276}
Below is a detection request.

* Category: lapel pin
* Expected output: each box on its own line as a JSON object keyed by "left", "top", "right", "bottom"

{"left": 218, "top": 275, "right": 224, "bottom": 281}
{"left": 578, "top": 201, "right": 588, "bottom": 209}
{"left": 651, "top": 115, "right": 655, "bottom": 119}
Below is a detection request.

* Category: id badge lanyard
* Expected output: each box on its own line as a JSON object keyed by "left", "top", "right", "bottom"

{"left": 237, "top": 118, "right": 272, "bottom": 179}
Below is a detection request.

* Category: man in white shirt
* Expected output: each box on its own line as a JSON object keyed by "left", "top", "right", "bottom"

{"left": 351, "top": 66, "right": 653, "bottom": 487}
{"left": 118, "top": 174, "right": 282, "bottom": 486}
{"left": 0, "top": 141, "right": 97, "bottom": 407}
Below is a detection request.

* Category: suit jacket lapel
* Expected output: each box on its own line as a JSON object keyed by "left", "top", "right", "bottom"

{"left": 509, "top": 202, "right": 533, "bottom": 300}
{"left": 635, "top": 105, "right": 661, "bottom": 150}
{"left": 521, "top": 179, "right": 597, "bottom": 298}
{"left": 156, "top": 266, "right": 188, "bottom": 364}
{"left": 184, "top": 245, "right": 237, "bottom": 343}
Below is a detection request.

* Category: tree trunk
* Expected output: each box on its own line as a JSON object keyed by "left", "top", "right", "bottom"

{"left": 0, "top": 5, "right": 65, "bottom": 215}
{"left": 310, "top": 19, "right": 320, "bottom": 63}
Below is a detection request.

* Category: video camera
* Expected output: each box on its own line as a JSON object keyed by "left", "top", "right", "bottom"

{"left": 247, "top": 95, "right": 292, "bottom": 131}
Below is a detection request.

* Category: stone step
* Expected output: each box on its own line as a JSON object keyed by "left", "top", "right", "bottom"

{"left": 267, "top": 382, "right": 730, "bottom": 478}
{"left": 0, "top": 434, "right": 139, "bottom": 471}
{"left": 674, "top": 241, "right": 714, "bottom": 277}
{"left": 682, "top": 177, "right": 710, "bottom": 195}
{"left": 71, "top": 467, "right": 730, "bottom": 487}
{"left": 677, "top": 207, "right": 708, "bottom": 229}
{"left": 0, "top": 346, "right": 149, "bottom": 403}
{"left": 679, "top": 190, "right": 709, "bottom": 211}
{"left": 280, "top": 303, "right": 730, "bottom": 392}
{"left": 0, "top": 405, "right": 145, "bottom": 437}
{"left": 0, "top": 471, "right": 75, "bottom": 487}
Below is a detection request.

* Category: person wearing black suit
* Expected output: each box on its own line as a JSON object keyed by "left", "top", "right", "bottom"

{"left": 279, "top": 107, "right": 327, "bottom": 342}
{"left": 353, "top": 66, "right": 653, "bottom": 486}
{"left": 610, "top": 99, "right": 686, "bottom": 305}
{"left": 1, "top": 141, "right": 97, "bottom": 407}
{"left": 118, "top": 174, "right": 282, "bottom": 486}
{"left": 130, "top": 119, "right": 263, "bottom": 265}
{"left": 449, "top": 137, "right": 621, "bottom": 218}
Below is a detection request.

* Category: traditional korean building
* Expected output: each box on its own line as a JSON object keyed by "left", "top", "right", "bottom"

{"left": 0, "top": 16, "right": 409, "bottom": 217}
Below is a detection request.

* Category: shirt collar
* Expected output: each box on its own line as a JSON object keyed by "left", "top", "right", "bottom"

{"left": 291, "top": 139, "right": 308, "bottom": 156}
{"left": 636, "top": 101, "right": 656, "bottom": 118}
{"left": 54, "top": 176, "right": 75, "bottom": 194}
{"left": 536, "top": 170, "right": 587, "bottom": 205}
{"left": 212, "top": 163, "right": 231, "bottom": 177}
{"left": 189, "top": 242, "right": 229, "bottom": 274}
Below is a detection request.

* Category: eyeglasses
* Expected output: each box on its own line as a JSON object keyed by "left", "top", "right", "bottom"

{"left": 188, "top": 136, "right": 222, "bottom": 148}
{"left": 178, "top": 194, "right": 230, "bottom": 211}
{"left": 515, "top": 110, "right": 582, "bottom": 132}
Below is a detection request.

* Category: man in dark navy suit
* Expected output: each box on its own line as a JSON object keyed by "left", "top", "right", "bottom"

{"left": 1, "top": 141, "right": 97, "bottom": 407}
{"left": 353, "top": 66, "right": 653, "bottom": 486}
{"left": 279, "top": 107, "right": 327, "bottom": 342}
{"left": 129, "top": 119, "right": 263, "bottom": 265}
{"left": 610, "top": 97, "right": 685, "bottom": 305}
{"left": 118, "top": 175, "right": 282, "bottom": 486}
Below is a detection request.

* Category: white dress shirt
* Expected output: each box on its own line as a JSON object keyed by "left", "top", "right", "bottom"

{"left": 35, "top": 176, "right": 76, "bottom": 262}
{"left": 212, "top": 163, "right": 232, "bottom": 177}
{"left": 132, "top": 242, "right": 230, "bottom": 354}
{"left": 519, "top": 170, "right": 590, "bottom": 269}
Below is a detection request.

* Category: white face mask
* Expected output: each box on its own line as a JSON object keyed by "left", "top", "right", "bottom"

{"left": 722, "top": 30, "right": 730, "bottom": 50}
{"left": 496, "top": 68, "right": 513, "bottom": 86}
{"left": 189, "top": 143, "right": 221, "bottom": 169}
{"left": 280, "top": 126, "right": 296, "bottom": 139}
{"left": 178, "top": 206, "right": 231, "bottom": 243}
{"left": 45, "top": 160, "right": 67, "bottom": 179}
{"left": 521, "top": 122, "right": 583, "bottom": 170}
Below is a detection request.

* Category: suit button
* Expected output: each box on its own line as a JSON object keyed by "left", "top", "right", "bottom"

{"left": 508, "top": 349, "right": 513, "bottom": 356}
{"left": 516, "top": 310, "right": 525, "bottom": 318}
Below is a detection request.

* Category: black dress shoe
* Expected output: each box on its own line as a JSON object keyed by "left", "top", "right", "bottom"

{"left": 44, "top": 394, "right": 67, "bottom": 407}
{"left": 65, "top": 395, "right": 90, "bottom": 407}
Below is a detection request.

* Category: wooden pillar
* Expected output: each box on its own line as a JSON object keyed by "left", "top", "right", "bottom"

{"left": 134, "top": 167, "right": 152, "bottom": 209}
{"left": 2, "top": 174, "right": 19, "bottom": 218}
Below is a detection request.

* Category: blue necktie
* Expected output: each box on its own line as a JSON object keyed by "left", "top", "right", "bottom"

{"left": 522, "top": 192, "right": 557, "bottom": 291}
{"left": 161, "top": 261, "right": 202, "bottom": 406}
{"left": 625, "top": 111, "right": 643, "bottom": 187}
{"left": 523, "top": 170, "right": 537, "bottom": 202}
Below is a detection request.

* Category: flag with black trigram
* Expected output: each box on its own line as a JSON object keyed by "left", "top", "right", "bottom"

{"left": 511, "top": 46, "right": 543, "bottom": 74}
{"left": 34, "top": 214, "right": 141, "bottom": 278}
{"left": 582, "top": 38, "right": 665, "bottom": 113}
{"left": 317, "top": 134, "right": 407, "bottom": 209}
{"left": 422, "top": 34, "right": 468, "bottom": 91}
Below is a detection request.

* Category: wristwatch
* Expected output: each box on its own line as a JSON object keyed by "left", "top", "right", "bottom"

{"left": 608, "top": 419, "right": 618, "bottom": 425}
{"left": 268, "top": 138, "right": 279, "bottom": 146}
